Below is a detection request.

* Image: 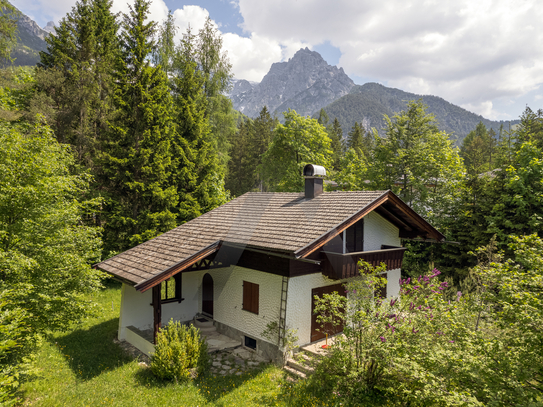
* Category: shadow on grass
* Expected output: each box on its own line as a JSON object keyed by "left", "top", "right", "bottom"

{"left": 133, "top": 364, "right": 270, "bottom": 403}
{"left": 52, "top": 317, "right": 133, "bottom": 380}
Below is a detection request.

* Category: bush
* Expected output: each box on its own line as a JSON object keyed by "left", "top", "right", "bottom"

{"left": 150, "top": 320, "right": 209, "bottom": 382}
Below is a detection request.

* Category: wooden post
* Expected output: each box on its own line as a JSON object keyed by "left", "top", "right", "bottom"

{"left": 152, "top": 285, "right": 161, "bottom": 344}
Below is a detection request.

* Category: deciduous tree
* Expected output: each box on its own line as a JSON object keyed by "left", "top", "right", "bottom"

{"left": 261, "top": 110, "right": 332, "bottom": 192}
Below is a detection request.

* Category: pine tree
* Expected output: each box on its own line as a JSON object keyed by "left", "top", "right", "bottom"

{"left": 99, "top": 0, "right": 177, "bottom": 252}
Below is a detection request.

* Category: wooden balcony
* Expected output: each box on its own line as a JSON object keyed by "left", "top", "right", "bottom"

{"left": 321, "top": 247, "right": 407, "bottom": 280}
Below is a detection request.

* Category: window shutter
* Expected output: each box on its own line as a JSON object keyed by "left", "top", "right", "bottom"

{"left": 242, "top": 281, "right": 259, "bottom": 314}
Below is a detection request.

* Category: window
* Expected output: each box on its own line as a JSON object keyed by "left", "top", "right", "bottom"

{"left": 345, "top": 219, "right": 364, "bottom": 253}
{"left": 161, "top": 274, "right": 182, "bottom": 303}
{"left": 244, "top": 336, "right": 257, "bottom": 350}
{"left": 242, "top": 281, "right": 259, "bottom": 314}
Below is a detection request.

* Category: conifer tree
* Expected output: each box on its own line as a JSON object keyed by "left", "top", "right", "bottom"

{"left": 346, "top": 121, "right": 364, "bottom": 155}
{"left": 226, "top": 119, "right": 254, "bottom": 196}
{"left": 317, "top": 108, "right": 329, "bottom": 126}
{"left": 99, "top": 0, "right": 177, "bottom": 252}
{"left": 460, "top": 121, "right": 497, "bottom": 176}
{"left": 36, "top": 0, "right": 119, "bottom": 171}
{"left": 169, "top": 27, "right": 227, "bottom": 223}
{"left": 251, "top": 106, "right": 277, "bottom": 190}
{"left": 0, "top": 0, "right": 18, "bottom": 64}
{"left": 329, "top": 117, "right": 343, "bottom": 171}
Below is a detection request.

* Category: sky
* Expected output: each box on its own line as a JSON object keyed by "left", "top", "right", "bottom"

{"left": 11, "top": 0, "right": 543, "bottom": 121}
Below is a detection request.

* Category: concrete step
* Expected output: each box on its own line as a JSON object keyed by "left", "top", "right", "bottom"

{"left": 193, "top": 316, "right": 214, "bottom": 329}
{"left": 286, "top": 357, "right": 315, "bottom": 375}
{"left": 283, "top": 348, "right": 321, "bottom": 380}
{"left": 197, "top": 325, "right": 218, "bottom": 333}
{"left": 283, "top": 364, "right": 307, "bottom": 380}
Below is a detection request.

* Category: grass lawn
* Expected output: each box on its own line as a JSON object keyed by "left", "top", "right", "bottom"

{"left": 18, "top": 281, "right": 339, "bottom": 407}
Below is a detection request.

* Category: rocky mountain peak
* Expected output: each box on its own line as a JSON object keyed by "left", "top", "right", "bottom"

{"left": 17, "top": 13, "right": 48, "bottom": 41}
{"left": 229, "top": 48, "right": 354, "bottom": 118}
{"left": 43, "top": 21, "right": 55, "bottom": 34}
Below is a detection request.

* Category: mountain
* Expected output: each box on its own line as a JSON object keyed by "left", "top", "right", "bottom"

{"left": 229, "top": 48, "right": 354, "bottom": 118}
{"left": 5, "top": 5, "right": 49, "bottom": 67}
{"left": 319, "top": 83, "right": 519, "bottom": 143}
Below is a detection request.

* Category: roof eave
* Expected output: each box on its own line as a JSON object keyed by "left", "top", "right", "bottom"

{"left": 294, "top": 190, "right": 444, "bottom": 258}
{"left": 134, "top": 240, "right": 222, "bottom": 293}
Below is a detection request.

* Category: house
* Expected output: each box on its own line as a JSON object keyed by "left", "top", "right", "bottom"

{"left": 96, "top": 165, "right": 444, "bottom": 361}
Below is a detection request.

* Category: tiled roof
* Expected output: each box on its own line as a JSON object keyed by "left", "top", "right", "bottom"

{"left": 96, "top": 190, "right": 388, "bottom": 286}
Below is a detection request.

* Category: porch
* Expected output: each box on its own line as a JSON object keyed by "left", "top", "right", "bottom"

{"left": 123, "top": 316, "right": 241, "bottom": 357}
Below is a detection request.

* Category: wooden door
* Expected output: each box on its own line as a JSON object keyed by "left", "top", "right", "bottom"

{"left": 202, "top": 273, "right": 213, "bottom": 317}
{"left": 310, "top": 283, "right": 346, "bottom": 342}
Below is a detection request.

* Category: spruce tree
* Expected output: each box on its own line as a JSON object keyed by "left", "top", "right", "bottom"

{"left": 169, "top": 27, "right": 227, "bottom": 223}
{"left": 251, "top": 106, "right": 277, "bottom": 191}
{"left": 347, "top": 121, "right": 364, "bottom": 155}
{"left": 37, "top": 0, "right": 119, "bottom": 171}
{"left": 329, "top": 117, "right": 343, "bottom": 171}
{"left": 99, "top": 0, "right": 177, "bottom": 252}
{"left": 226, "top": 119, "right": 254, "bottom": 196}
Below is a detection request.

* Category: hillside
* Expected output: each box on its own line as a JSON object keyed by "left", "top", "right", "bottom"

{"left": 229, "top": 48, "right": 354, "bottom": 118}
{"left": 321, "top": 83, "right": 519, "bottom": 143}
{"left": 10, "top": 8, "right": 49, "bottom": 67}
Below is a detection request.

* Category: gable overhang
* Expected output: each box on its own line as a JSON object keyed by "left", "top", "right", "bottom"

{"left": 294, "top": 190, "right": 445, "bottom": 259}
{"left": 133, "top": 241, "right": 222, "bottom": 293}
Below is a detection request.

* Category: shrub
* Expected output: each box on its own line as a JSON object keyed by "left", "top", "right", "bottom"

{"left": 150, "top": 320, "right": 209, "bottom": 382}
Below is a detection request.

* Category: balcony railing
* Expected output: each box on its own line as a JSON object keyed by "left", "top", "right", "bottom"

{"left": 321, "top": 247, "right": 407, "bottom": 280}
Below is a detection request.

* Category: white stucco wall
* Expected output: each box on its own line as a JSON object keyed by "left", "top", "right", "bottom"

{"left": 118, "top": 284, "right": 153, "bottom": 340}
{"left": 208, "top": 266, "right": 283, "bottom": 342}
{"left": 387, "top": 268, "right": 401, "bottom": 298}
{"left": 364, "top": 211, "right": 401, "bottom": 250}
{"left": 118, "top": 269, "right": 214, "bottom": 340}
{"left": 285, "top": 273, "right": 350, "bottom": 346}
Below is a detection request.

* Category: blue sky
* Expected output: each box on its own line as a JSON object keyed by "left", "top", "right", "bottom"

{"left": 12, "top": 0, "right": 543, "bottom": 121}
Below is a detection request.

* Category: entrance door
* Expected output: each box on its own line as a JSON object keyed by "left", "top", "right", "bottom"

{"left": 310, "top": 283, "right": 346, "bottom": 342}
{"left": 202, "top": 273, "right": 213, "bottom": 317}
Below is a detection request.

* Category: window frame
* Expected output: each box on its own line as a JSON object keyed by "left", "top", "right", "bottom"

{"left": 160, "top": 273, "right": 183, "bottom": 304}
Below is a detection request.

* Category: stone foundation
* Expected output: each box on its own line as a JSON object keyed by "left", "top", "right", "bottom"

{"left": 214, "top": 320, "right": 283, "bottom": 363}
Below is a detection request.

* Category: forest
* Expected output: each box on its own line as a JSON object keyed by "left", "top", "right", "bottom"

{"left": 1, "top": 0, "right": 543, "bottom": 405}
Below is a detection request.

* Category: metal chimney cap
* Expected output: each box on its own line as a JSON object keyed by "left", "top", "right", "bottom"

{"left": 303, "top": 164, "right": 326, "bottom": 177}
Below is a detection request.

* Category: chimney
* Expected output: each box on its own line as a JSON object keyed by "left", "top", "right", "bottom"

{"left": 303, "top": 164, "right": 326, "bottom": 199}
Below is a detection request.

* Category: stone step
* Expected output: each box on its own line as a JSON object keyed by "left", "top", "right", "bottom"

{"left": 283, "top": 364, "right": 307, "bottom": 380}
{"left": 300, "top": 343, "right": 328, "bottom": 358}
{"left": 286, "top": 357, "right": 315, "bottom": 375}
{"left": 197, "top": 325, "right": 218, "bottom": 333}
{"left": 193, "top": 316, "right": 214, "bottom": 329}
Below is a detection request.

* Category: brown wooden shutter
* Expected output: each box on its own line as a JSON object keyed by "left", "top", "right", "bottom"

{"left": 242, "top": 281, "right": 259, "bottom": 314}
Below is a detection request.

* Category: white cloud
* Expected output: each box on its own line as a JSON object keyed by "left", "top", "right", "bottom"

{"left": 111, "top": 0, "right": 168, "bottom": 27}
{"left": 223, "top": 33, "right": 307, "bottom": 82}
{"left": 12, "top": 0, "right": 543, "bottom": 119}
{"left": 236, "top": 0, "right": 543, "bottom": 119}
{"left": 172, "top": 5, "right": 210, "bottom": 38}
